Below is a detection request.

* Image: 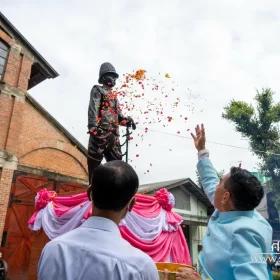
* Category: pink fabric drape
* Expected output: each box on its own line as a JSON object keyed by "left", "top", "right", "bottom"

{"left": 28, "top": 188, "right": 192, "bottom": 265}
{"left": 52, "top": 193, "right": 89, "bottom": 217}
{"left": 120, "top": 225, "right": 191, "bottom": 264}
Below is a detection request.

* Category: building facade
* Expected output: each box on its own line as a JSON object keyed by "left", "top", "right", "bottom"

{"left": 0, "top": 13, "right": 88, "bottom": 279}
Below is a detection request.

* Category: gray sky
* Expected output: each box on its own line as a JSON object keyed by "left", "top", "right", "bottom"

{"left": 2, "top": 0, "right": 280, "bottom": 184}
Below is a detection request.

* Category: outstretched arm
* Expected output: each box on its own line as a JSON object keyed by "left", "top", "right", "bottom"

{"left": 191, "top": 124, "right": 219, "bottom": 205}
{"left": 197, "top": 150, "right": 219, "bottom": 205}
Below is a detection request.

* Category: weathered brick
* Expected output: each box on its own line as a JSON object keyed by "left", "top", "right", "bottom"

{"left": 0, "top": 15, "right": 88, "bottom": 270}
{"left": 0, "top": 168, "right": 13, "bottom": 241}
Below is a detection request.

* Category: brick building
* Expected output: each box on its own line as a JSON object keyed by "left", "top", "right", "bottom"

{"left": 0, "top": 12, "right": 88, "bottom": 279}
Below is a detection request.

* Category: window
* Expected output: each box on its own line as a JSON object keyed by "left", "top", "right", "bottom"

{"left": 169, "top": 187, "right": 191, "bottom": 211}
{"left": 0, "top": 40, "right": 9, "bottom": 80}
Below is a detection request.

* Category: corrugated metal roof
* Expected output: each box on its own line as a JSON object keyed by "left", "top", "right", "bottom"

{"left": 138, "top": 178, "right": 214, "bottom": 213}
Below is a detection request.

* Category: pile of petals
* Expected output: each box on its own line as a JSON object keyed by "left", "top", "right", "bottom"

{"left": 28, "top": 188, "right": 191, "bottom": 265}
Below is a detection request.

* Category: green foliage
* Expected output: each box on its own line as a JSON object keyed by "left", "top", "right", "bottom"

{"left": 272, "top": 271, "right": 280, "bottom": 280}
{"left": 222, "top": 88, "right": 280, "bottom": 209}
{"left": 196, "top": 169, "right": 225, "bottom": 188}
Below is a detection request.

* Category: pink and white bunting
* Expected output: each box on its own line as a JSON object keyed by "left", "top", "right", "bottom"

{"left": 28, "top": 188, "right": 191, "bottom": 265}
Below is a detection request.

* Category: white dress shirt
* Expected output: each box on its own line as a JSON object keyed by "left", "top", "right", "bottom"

{"left": 38, "top": 216, "right": 159, "bottom": 280}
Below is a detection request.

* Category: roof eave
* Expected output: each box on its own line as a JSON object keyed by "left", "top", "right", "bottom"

{"left": 0, "top": 12, "right": 58, "bottom": 78}
{"left": 183, "top": 178, "right": 213, "bottom": 207}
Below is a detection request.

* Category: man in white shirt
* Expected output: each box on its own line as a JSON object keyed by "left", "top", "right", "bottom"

{"left": 38, "top": 160, "right": 161, "bottom": 280}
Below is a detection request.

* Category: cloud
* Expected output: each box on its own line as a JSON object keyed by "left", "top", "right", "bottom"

{"left": 2, "top": 0, "right": 280, "bottom": 184}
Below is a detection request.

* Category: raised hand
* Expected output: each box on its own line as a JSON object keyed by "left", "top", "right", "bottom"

{"left": 191, "top": 124, "right": 206, "bottom": 152}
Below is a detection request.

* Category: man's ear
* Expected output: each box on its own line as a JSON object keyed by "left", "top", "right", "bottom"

{"left": 87, "top": 185, "right": 92, "bottom": 201}
{"left": 222, "top": 191, "right": 230, "bottom": 204}
{"left": 128, "top": 197, "right": 136, "bottom": 212}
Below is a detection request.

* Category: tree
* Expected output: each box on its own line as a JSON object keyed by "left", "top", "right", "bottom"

{"left": 196, "top": 169, "right": 225, "bottom": 189}
{"left": 222, "top": 88, "right": 280, "bottom": 208}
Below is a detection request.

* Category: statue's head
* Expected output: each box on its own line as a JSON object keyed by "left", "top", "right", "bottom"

{"left": 98, "top": 62, "right": 119, "bottom": 88}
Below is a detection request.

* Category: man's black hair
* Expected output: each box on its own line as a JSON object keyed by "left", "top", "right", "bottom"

{"left": 91, "top": 160, "right": 139, "bottom": 211}
{"left": 225, "top": 167, "right": 264, "bottom": 211}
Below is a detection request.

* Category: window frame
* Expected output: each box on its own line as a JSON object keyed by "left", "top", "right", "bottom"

{"left": 169, "top": 186, "right": 191, "bottom": 211}
{"left": 0, "top": 39, "right": 10, "bottom": 81}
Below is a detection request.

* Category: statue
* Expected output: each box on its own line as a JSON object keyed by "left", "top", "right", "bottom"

{"left": 87, "top": 62, "right": 135, "bottom": 182}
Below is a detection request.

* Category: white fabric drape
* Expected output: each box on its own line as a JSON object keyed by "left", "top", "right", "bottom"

{"left": 30, "top": 201, "right": 181, "bottom": 241}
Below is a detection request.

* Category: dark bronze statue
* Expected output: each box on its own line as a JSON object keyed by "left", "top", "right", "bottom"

{"left": 87, "top": 62, "right": 135, "bottom": 182}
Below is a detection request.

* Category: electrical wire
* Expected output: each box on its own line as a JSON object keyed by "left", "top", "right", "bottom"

{"left": 136, "top": 126, "right": 280, "bottom": 157}
{"left": 1, "top": 126, "right": 279, "bottom": 179}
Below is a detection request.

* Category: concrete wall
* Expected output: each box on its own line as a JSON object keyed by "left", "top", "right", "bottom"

{"left": 190, "top": 225, "right": 207, "bottom": 267}
{"left": 173, "top": 190, "right": 208, "bottom": 221}
{"left": 173, "top": 190, "right": 208, "bottom": 266}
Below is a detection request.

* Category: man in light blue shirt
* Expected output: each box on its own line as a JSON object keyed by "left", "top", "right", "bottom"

{"left": 38, "top": 161, "right": 161, "bottom": 280}
{"left": 185, "top": 124, "right": 273, "bottom": 280}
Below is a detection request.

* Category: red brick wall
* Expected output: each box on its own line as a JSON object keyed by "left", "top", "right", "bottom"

{"left": 0, "top": 168, "right": 14, "bottom": 240}
{"left": 20, "top": 148, "right": 87, "bottom": 179}
{"left": 0, "top": 25, "right": 88, "bottom": 180}
{"left": 4, "top": 48, "right": 23, "bottom": 87}
{"left": 18, "top": 55, "right": 32, "bottom": 91}
{"left": 0, "top": 29, "right": 33, "bottom": 91}
{"left": 0, "top": 19, "right": 88, "bottom": 248}
{"left": 4, "top": 99, "right": 88, "bottom": 180}
{"left": 0, "top": 94, "right": 14, "bottom": 150}
{"left": 9, "top": 99, "right": 70, "bottom": 150}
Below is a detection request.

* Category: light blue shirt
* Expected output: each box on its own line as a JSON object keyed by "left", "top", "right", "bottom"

{"left": 38, "top": 216, "right": 159, "bottom": 280}
{"left": 197, "top": 150, "right": 273, "bottom": 280}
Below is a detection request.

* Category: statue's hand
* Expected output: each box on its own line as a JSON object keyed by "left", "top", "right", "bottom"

{"left": 127, "top": 116, "right": 136, "bottom": 130}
